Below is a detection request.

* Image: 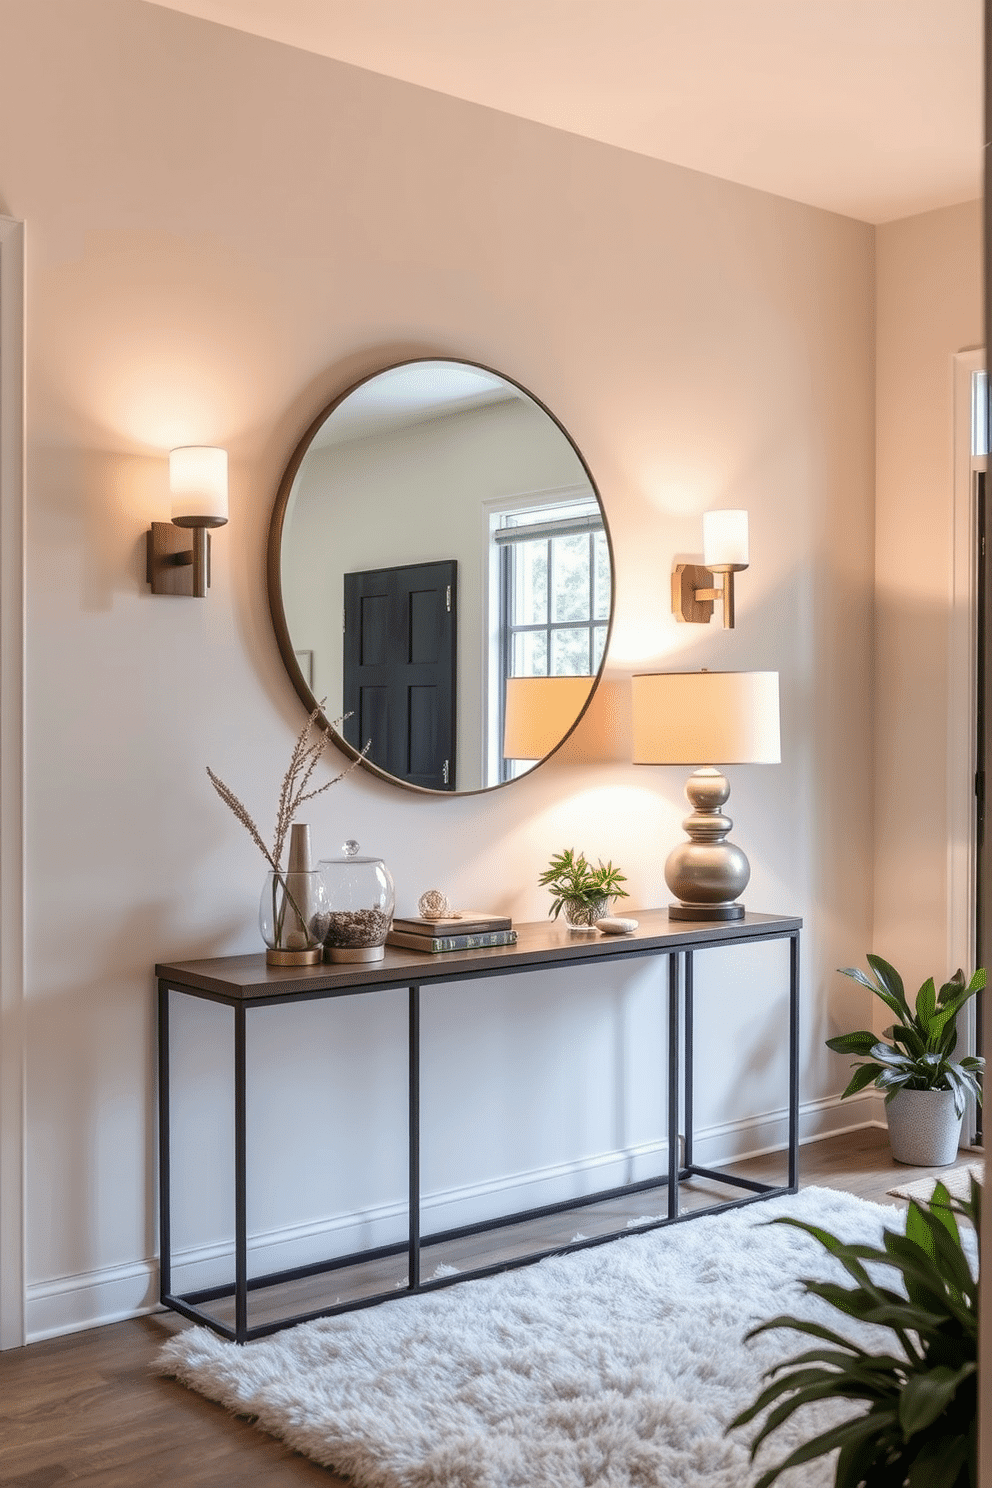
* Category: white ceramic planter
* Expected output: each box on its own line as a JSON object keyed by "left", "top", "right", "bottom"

{"left": 885, "top": 1087, "right": 963, "bottom": 1167}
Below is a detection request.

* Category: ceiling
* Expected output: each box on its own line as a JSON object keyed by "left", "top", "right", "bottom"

{"left": 144, "top": 0, "right": 981, "bottom": 224}
{"left": 311, "top": 362, "right": 517, "bottom": 447}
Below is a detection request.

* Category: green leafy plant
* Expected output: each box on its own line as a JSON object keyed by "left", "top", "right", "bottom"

{"left": 729, "top": 1177, "right": 980, "bottom": 1488}
{"left": 827, "top": 957, "right": 985, "bottom": 1116}
{"left": 538, "top": 847, "right": 628, "bottom": 920}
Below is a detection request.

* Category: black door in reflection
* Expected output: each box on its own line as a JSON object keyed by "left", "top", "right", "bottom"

{"left": 343, "top": 560, "right": 457, "bottom": 791}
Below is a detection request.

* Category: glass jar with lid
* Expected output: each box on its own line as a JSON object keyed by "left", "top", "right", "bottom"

{"left": 319, "top": 840, "right": 395, "bottom": 962}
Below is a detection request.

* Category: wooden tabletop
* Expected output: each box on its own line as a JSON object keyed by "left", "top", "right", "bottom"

{"left": 155, "top": 908, "right": 802, "bottom": 1001}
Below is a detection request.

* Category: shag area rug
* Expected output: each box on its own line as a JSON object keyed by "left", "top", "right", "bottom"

{"left": 156, "top": 1188, "right": 913, "bottom": 1488}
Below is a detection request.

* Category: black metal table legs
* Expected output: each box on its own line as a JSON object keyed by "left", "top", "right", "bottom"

{"left": 408, "top": 985, "right": 420, "bottom": 1292}
{"left": 675, "top": 933, "right": 801, "bottom": 1206}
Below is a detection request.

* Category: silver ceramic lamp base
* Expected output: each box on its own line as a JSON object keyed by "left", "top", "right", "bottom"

{"left": 665, "top": 766, "right": 749, "bottom": 921}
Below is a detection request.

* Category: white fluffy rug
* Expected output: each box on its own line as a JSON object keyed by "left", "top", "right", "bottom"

{"left": 156, "top": 1188, "right": 908, "bottom": 1488}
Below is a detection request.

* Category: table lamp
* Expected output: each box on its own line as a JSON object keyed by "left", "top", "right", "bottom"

{"left": 502, "top": 675, "right": 596, "bottom": 761}
{"left": 631, "top": 670, "right": 780, "bottom": 920}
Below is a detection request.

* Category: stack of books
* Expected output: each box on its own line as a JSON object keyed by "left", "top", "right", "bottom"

{"left": 386, "top": 912, "right": 516, "bottom": 954}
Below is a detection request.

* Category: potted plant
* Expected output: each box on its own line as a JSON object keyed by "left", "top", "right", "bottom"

{"left": 538, "top": 848, "right": 628, "bottom": 928}
{"left": 730, "top": 1176, "right": 980, "bottom": 1487}
{"left": 827, "top": 956, "right": 985, "bottom": 1166}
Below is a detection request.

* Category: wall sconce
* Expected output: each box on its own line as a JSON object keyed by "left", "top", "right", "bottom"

{"left": 631, "top": 669, "right": 780, "bottom": 920}
{"left": 672, "top": 508, "right": 749, "bottom": 629}
{"left": 146, "top": 446, "right": 228, "bottom": 597}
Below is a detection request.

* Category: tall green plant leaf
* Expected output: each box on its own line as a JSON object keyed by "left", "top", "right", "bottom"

{"left": 890, "top": 1022, "right": 927, "bottom": 1058}
{"left": 937, "top": 970, "right": 966, "bottom": 1005}
{"left": 899, "top": 1365, "right": 975, "bottom": 1437}
{"left": 906, "top": 1434, "right": 972, "bottom": 1487}
{"left": 915, "top": 977, "right": 937, "bottom": 1027}
{"left": 929, "top": 991, "right": 976, "bottom": 1041}
{"left": 840, "top": 964, "right": 907, "bottom": 1021}
{"left": 938, "top": 968, "right": 986, "bottom": 1005}
{"left": 826, "top": 1029, "right": 880, "bottom": 1055}
{"left": 866, "top": 954, "right": 910, "bottom": 1014}
{"left": 840, "top": 1063, "right": 885, "bottom": 1098}
{"left": 729, "top": 1184, "right": 981, "bottom": 1488}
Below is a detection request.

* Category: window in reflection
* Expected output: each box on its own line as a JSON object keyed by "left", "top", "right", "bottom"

{"left": 490, "top": 495, "right": 608, "bottom": 782}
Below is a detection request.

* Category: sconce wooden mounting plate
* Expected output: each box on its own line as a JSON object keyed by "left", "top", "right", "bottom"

{"left": 147, "top": 522, "right": 211, "bottom": 597}
{"left": 672, "top": 562, "right": 715, "bottom": 624}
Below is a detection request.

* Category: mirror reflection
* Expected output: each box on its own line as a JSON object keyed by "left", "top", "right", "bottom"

{"left": 269, "top": 359, "right": 613, "bottom": 794}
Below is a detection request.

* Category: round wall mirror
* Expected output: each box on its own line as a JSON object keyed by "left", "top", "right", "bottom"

{"left": 267, "top": 358, "right": 614, "bottom": 795}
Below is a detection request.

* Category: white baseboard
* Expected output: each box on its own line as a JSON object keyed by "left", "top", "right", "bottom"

{"left": 26, "top": 1258, "right": 160, "bottom": 1343}
{"left": 24, "top": 1089, "right": 886, "bottom": 1342}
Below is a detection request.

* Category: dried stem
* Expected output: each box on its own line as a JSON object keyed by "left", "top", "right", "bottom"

{"left": 205, "top": 769, "right": 279, "bottom": 871}
{"left": 208, "top": 706, "right": 367, "bottom": 872}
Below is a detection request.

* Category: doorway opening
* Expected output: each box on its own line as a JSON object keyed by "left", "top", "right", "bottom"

{"left": 974, "top": 369, "right": 989, "bottom": 1143}
{"left": 953, "top": 353, "right": 987, "bottom": 1146}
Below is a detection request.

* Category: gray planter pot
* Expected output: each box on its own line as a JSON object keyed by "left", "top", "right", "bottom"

{"left": 885, "top": 1087, "right": 963, "bottom": 1166}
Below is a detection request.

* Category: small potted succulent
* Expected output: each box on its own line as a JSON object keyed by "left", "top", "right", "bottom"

{"left": 538, "top": 848, "right": 628, "bottom": 929}
{"left": 827, "top": 955, "right": 985, "bottom": 1166}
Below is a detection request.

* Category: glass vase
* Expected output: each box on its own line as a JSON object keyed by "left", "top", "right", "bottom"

{"left": 259, "top": 869, "right": 329, "bottom": 966}
{"left": 563, "top": 896, "right": 609, "bottom": 930}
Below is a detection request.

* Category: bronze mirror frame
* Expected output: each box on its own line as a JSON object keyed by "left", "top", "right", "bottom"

{"left": 266, "top": 356, "right": 615, "bottom": 796}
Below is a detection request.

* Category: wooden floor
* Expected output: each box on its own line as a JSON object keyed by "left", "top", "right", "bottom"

{"left": 0, "top": 1128, "right": 980, "bottom": 1488}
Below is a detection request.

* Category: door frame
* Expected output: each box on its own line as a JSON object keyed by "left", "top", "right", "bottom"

{"left": 949, "top": 348, "right": 984, "bottom": 1141}
{"left": 0, "top": 214, "right": 26, "bottom": 1348}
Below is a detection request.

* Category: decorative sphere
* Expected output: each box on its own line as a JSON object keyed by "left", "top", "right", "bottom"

{"left": 418, "top": 888, "right": 451, "bottom": 919}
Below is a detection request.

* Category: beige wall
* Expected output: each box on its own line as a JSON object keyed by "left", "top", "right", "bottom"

{"left": 0, "top": 0, "right": 876, "bottom": 1337}
{"left": 874, "top": 201, "right": 983, "bottom": 986}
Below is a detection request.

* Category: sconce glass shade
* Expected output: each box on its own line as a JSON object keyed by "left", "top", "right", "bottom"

{"left": 631, "top": 670, "right": 780, "bottom": 765}
{"left": 503, "top": 675, "right": 595, "bottom": 760}
{"left": 169, "top": 446, "right": 228, "bottom": 526}
{"left": 702, "top": 508, "right": 748, "bottom": 568}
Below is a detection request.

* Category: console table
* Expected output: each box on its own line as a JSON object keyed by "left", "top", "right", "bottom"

{"left": 157, "top": 908, "right": 801, "bottom": 1342}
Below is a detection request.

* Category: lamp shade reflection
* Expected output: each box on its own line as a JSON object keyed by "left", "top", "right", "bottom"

{"left": 503, "top": 676, "right": 596, "bottom": 761}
